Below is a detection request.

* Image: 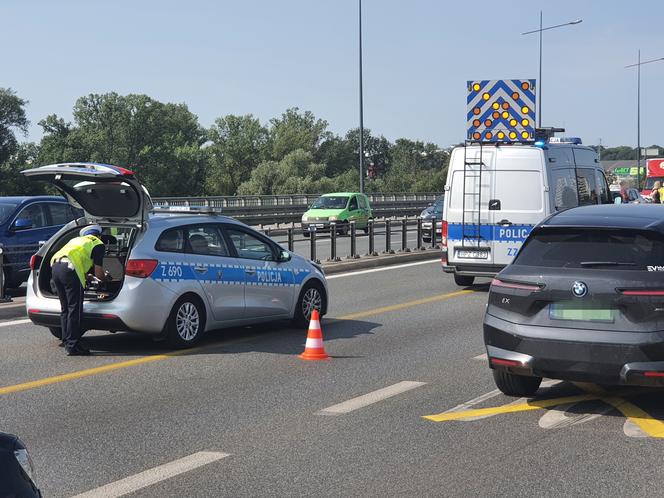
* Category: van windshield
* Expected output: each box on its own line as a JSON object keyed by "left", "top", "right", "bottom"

{"left": 0, "top": 202, "right": 18, "bottom": 224}
{"left": 311, "top": 196, "right": 349, "bottom": 209}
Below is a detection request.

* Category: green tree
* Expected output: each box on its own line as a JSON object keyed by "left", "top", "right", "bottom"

{"left": 0, "top": 88, "right": 29, "bottom": 164}
{"left": 0, "top": 142, "right": 48, "bottom": 195}
{"left": 268, "top": 108, "right": 329, "bottom": 160}
{"left": 206, "top": 114, "right": 268, "bottom": 195}
{"left": 37, "top": 93, "right": 207, "bottom": 196}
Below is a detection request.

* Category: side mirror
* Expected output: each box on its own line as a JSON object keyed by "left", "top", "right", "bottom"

{"left": 12, "top": 218, "right": 33, "bottom": 231}
{"left": 278, "top": 250, "right": 292, "bottom": 263}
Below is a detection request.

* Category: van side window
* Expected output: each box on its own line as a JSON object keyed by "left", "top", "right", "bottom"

{"left": 348, "top": 196, "right": 359, "bottom": 211}
{"left": 576, "top": 168, "right": 599, "bottom": 205}
{"left": 551, "top": 169, "right": 579, "bottom": 210}
{"left": 595, "top": 170, "right": 611, "bottom": 204}
{"left": 155, "top": 228, "right": 185, "bottom": 253}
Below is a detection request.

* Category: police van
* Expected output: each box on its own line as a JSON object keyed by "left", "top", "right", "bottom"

{"left": 441, "top": 136, "right": 611, "bottom": 286}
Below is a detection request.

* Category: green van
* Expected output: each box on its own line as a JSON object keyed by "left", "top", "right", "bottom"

{"left": 301, "top": 192, "right": 373, "bottom": 236}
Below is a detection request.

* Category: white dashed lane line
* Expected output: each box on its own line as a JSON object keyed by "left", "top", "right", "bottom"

{"left": 326, "top": 259, "right": 439, "bottom": 280}
{"left": 0, "top": 318, "right": 31, "bottom": 328}
{"left": 71, "top": 451, "right": 230, "bottom": 498}
{"left": 316, "top": 381, "right": 427, "bottom": 416}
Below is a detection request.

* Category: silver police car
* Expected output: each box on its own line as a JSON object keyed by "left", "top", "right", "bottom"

{"left": 23, "top": 163, "right": 328, "bottom": 347}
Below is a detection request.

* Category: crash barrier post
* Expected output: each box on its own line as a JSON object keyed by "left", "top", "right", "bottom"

{"left": 417, "top": 218, "right": 423, "bottom": 250}
{"left": 384, "top": 219, "right": 394, "bottom": 254}
{"left": 310, "top": 227, "right": 319, "bottom": 263}
{"left": 431, "top": 216, "right": 437, "bottom": 248}
{"left": 367, "top": 219, "right": 377, "bottom": 256}
{"left": 348, "top": 221, "right": 359, "bottom": 259}
{"left": 329, "top": 222, "right": 339, "bottom": 262}
{"left": 287, "top": 227, "right": 294, "bottom": 252}
{"left": 400, "top": 218, "right": 410, "bottom": 252}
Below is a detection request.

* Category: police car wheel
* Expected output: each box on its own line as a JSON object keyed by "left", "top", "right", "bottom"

{"left": 492, "top": 370, "right": 542, "bottom": 397}
{"left": 167, "top": 296, "right": 206, "bottom": 348}
{"left": 453, "top": 274, "right": 475, "bottom": 286}
{"left": 49, "top": 327, "right": 62, "bottom": 339}
{"left": 293, "top": 282, "right": 325, "bottom": 328}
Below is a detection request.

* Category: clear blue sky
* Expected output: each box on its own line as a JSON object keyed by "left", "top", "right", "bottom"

{"left": 4, "top": 0, "right": 664, "bottom": 148}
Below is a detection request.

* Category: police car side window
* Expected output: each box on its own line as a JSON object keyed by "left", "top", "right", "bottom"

{"left": 155, "top": 228, "right": 185, "bottom": 253}
{"left": 225, "top": 228, "right": 275, "bottom": 261}
{"left": 186, "top": 226, "right": 229, "bottom": 257}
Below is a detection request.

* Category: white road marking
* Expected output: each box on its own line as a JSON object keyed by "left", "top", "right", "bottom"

{"left": 326, "top": 259, "right": 439, "bottom": 279}
{"left": 473, "top": 353, "right": 488, "bottom": 361}
{"left": 623, "top": 418, "right": 648, "bottom": 438}
{"left": 317, "top": 381, "right": 427, "bottom": 415}
{"left": 538, "top": 401, "right": 612, "bottom": 430}
{"left": 71, "top": 451, "right": 230, "bottom": 498}
{"left": 0, "top": 318, "right": 31, "bottom": 328}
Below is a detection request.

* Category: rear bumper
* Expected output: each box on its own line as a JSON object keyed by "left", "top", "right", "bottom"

{"left": 442, "top": 261, "right": 504, "bottom": 277}
{"left": 484, "top": 313, "right": 664, "bottom": 386}
{"left": 28, "top": 310, "right": 129, "bottom": 332}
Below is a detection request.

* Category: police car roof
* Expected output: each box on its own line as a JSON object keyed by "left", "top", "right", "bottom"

{"left": 540, "top": 205, "right": 664, "bottom": 233}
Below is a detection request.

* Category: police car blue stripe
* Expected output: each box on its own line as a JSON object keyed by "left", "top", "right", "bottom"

{"left": 151, "top": 262, "right": 310, "bottom": 287}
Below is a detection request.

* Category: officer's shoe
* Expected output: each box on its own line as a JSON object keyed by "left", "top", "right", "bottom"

{"left": 67, "top": 344, "right": 92, "bottom": 356}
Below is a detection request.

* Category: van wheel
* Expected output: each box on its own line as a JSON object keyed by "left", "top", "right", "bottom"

{"left": 49, "top": 327, "right": 62, "bottom": 340}
{"left": 293, "top": 281, "right": 326, "bottom": 328}
{"left": 337, "top": 222, "right": 349, "bottom": 236}
{"left": 166, "top": 296, "right": 206, "bottom": 348}
{"left": 303, "top": 231, "right": 310, "bottom": 238}
{"left": 454, "top": 274, "right": 475, "bottom": 286}
{"left": 492, "top": 370, "right": 542, "bottom": 397}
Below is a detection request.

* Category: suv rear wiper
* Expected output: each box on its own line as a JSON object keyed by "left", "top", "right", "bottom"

{"left": 579, "top": 261, "right": 636, "bottom": 267}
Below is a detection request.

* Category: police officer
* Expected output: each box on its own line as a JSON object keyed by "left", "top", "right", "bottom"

{"left": 51, "top": 224, "right": 111, "bottom": 356}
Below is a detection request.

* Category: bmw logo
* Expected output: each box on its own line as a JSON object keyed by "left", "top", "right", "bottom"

{"left": 572, "top": 281, "right": 588, "bottom": 298}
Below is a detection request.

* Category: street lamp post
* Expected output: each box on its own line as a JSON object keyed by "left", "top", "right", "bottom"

{"left": 625, "top": 52, "right": 664, "bottom": 190}
{"left": 358, "top": 0, "right": 365, "bottom": 193}
{"left": 521, "top": 13, "right": 582, "bottom": 128}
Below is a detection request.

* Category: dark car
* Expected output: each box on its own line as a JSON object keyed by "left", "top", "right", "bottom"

{"left": 484, "top": 204, "right": 664, "bottom": 396}
{"left": 420, "top": 195, "right": 444, "bottom": 242}
{"left": 0, "top": 431, "right": 41, "bottom": 497}
{"left": 0, "top": 196, "right": 81, "bottom": 290}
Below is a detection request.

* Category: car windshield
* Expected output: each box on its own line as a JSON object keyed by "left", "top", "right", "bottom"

{"left": 432, "top": 198, "right": 444, "bottom": 215}
{"left": 513, "top": 228, "right": 664, "bottom": 270}
{"left": 311, "top": 196, "right": 349, "bottom": 209}
{"left": 0, "top": 202, "right": 18, "bottom": 224}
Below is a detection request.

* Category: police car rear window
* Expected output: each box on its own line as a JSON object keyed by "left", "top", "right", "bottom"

{"left": 155, "top": 229, "right": 185, "bottom": 253}
{"left": 513, "top": 229, "right": 664, "bottom": 270}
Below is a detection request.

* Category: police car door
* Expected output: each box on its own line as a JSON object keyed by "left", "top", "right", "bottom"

{"left": 489, "top": 148, "right": 545, "bottom": 266}
{"left": 223, "top": 226, "right": 294, "bottom": 318}
{"left": 185, "top": 225, "right": 246, "bottom": 321}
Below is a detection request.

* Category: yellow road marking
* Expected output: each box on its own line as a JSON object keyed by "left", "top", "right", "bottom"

{"left": 338, "top": 290, "right": 474, "bottom": 321}
{"left": 603, "top": 397, "right": 664, "bottom": 438}
{"left": 424, "top": 392, "right": 602, "bottom": 422}
{"left": 0, "top": 289, "right": 473, "bottom": 397}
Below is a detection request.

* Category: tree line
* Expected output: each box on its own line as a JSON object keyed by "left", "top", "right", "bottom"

{"left": 0, "top": 89, "right": 448, "bottom": 197}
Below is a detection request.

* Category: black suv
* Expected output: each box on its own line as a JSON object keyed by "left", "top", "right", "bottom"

{"left": 484, "top": 204, "right": 664, "bottom": 396}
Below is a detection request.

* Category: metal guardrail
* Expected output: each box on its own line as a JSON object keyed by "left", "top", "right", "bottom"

{"left": 0, "top": 244, "right": 40, "bottom": 302}
{"left": 266, "top": 217, "right": 441, "bottom": 264}
{"left": 153, "top": 192, "right": 439, "bottom": 225}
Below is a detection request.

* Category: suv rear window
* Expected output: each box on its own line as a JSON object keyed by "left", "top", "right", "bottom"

{"left": 514, "top": 229, "right": 664, "bottom": 270}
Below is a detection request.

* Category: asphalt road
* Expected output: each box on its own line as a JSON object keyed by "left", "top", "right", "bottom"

{"left": 2, "top": 262, "right": 664, "bottom": 497}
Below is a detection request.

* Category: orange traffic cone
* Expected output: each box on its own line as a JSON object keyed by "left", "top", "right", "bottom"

{"left": 299, "top": 310, "right": 330, "bottom": 360}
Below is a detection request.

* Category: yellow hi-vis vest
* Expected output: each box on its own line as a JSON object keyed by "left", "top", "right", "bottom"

{"left": 51, "top": 235, "right": 103, "bottom": 286}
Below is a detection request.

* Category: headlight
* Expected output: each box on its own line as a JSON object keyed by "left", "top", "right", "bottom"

{"left": 328, "top": 216, "right": 337, "bottom": 221}
{"left": 14, "top": 446, "right": 36, "bottom": 484}
{"left": 301, "top": 215, "right": 308, "bottom": 222}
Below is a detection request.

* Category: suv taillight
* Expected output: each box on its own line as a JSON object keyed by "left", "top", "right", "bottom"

{"left": 125, "top": 259, "right": 158, "bottom": 278}
{"left": 441, "top": 220, "right": 448, "bottom": 247}
{"left": 29, "top": 254, "right": 41, "bottom": 271}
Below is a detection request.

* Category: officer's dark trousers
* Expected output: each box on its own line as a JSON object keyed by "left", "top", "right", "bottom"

{"left": 52, "top": 262, "right": 84, "bottom": 351}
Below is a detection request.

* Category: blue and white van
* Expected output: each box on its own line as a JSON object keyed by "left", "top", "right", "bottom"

{"left": 441, "top": 137, "right": 611, "bottom": 286}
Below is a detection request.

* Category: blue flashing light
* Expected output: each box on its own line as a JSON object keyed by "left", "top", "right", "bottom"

{"left": 534, "top": 141, "right": 547, "bottom": 148}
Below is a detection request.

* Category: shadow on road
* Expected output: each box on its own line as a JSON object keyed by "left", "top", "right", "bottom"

{"left": 82, "top": 317, "right": 381, "bottom": 358}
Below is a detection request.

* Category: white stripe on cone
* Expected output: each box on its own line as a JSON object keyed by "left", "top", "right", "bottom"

{"left": 308, "top": 319, "right": 321, "bottom": 331}
{"left": 305, "top": 338, "right": 324, "bottom": 349}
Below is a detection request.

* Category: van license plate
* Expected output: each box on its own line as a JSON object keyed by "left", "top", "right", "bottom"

{"left": 315, "top": 224, "right": 325, "bottom": 228}
{"left": 457, "top": 249, "right": 489, "bottom": 259}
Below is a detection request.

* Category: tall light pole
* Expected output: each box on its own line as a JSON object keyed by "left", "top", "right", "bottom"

{"left": 625, "top": 52, "right": 664, "bottom": 189}
{"left": 358, "top": 0, "right": 365, "bottom": 193}
{"left": 522, "top": 13, "right": 582, "bottom": 128}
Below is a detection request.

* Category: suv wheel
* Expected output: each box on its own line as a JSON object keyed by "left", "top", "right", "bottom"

{"left": 49, "top": 327, "right": 62, "bottom": 340}
{"left": 454, "top": 274, "right": 475, "bottom": 286}
{"left": 293, "top": 282, "right": 326, "bottom": 328}
{"left": 166, "top": 296, "right": 206, "bottom": 348}
{"left": 492, "top": 369, "right": 542, "bottom": 396}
